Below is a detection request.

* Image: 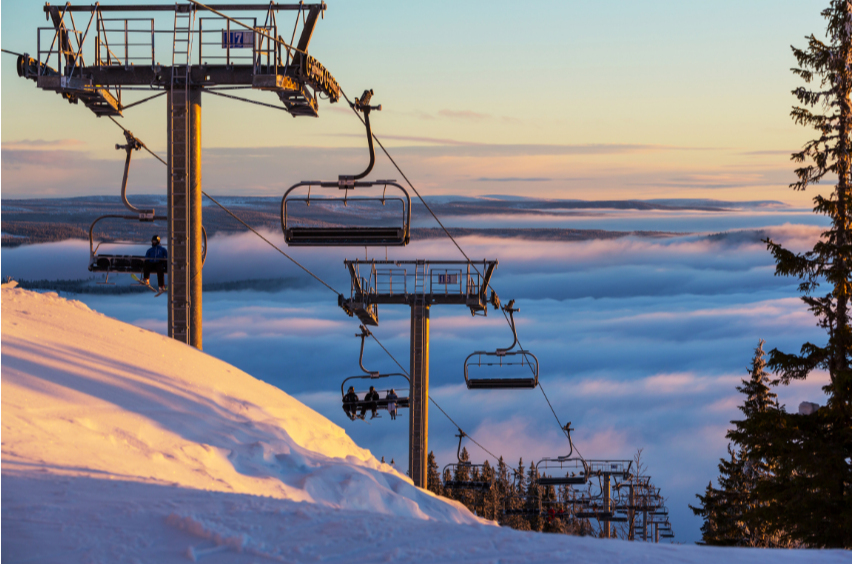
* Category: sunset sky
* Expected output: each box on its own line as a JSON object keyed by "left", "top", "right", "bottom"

{"left": 1, "top": 1, "right": 843, "bottom": 544}
{"left": 0, "top": 0, "right": 832, "bottom": 204}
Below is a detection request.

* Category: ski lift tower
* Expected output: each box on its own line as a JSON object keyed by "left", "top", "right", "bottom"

{"left": 341, "top": 259, "right": 498, "bottom": 488}
{"left": 16, "top": 2, "right": 339, "bottom": 349}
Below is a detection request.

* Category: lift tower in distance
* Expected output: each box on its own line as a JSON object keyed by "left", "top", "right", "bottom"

{"left": 16, "top": 2, "right": 340, "bottom": 349}
{"left": 341, "top": 259, "right": 498, "bottom": 488}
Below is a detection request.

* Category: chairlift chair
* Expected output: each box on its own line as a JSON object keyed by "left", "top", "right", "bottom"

{"left": 87, "top": 130, "right": 206, "bottom": 276}
{"left": 464, "top": 303, "right": 539, "bottom": 389}
{"left": 340, "top": 326, "right": 410, "bottom": 421}
{"left": 536, "top": 423, "right": 589, "bottom": 486}
{"left": 442, "top": 430, "right": 494, "bottom": 491}
{"left": 281, "top": 90, "right": 412, "bottom": 247}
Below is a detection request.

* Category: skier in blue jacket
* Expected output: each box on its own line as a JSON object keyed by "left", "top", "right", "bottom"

{"left": 142, "top": 235, "right": 168, "bottom": 292}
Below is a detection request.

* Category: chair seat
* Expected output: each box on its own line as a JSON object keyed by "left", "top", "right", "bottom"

{"left": 89, "top": 255, "right": 167, "bottom": 274}
{"left": 286, "top": 227, "right": 407, "bottom": 246}
{"left": 538, "top": 476, "right": 587, "bottom": 486}
{"left": 466, "top": 378, "right": 537, "bottom": 390}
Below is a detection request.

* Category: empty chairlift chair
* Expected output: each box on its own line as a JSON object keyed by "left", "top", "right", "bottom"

{"left": 340, "top": 325, "right": 410, "bottom": 421}
{"left": 281, "top": 90, "right": 411, "bottom": 247}
{"left": 464, "top": 302, "right": 539, "bottom": 389}
{"left": 536, "top": 423, "right": 589, "bottom": 486}
{"left": 442, "top": 430, "right": 494, "bottom": 491}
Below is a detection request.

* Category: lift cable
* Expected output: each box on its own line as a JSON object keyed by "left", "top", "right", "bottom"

{"left": 186, "top": 0, "right": 307, "bottom": 55}
{"left": 104, "top": 93, "right": 567, "bottom": 470}
{"left": 107, "top": 116, "right": 167, "bottom": 166}
{"left": 340, "top": 87, "right": 571, "bottom": 446}
{"left": 340, "top": 88, "right": 480, "bottom": 278}
{"left": 367, "top": 330, "right": 518, "bottom": 474}
{"left": 104, "top": 116, "right": 341, "bottom": 297}
{"left": 201, "top": 192, "right": 342, "bottom": 296}
{"left": 206, "top": 89, "right": 290, "bottom": 112}
{"left": 120, "top": 91, "right": 167, "bottom": 112}
{"left": 538, "top": 378, "right": 585, "bottom": 461}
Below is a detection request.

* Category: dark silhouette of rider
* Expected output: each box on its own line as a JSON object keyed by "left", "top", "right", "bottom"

{"left": 142, "top": 235, "right": 167, "bottom": 292}
{"left": 342, "top": 386, "right": 359, "bottom": 420}
{"left": 361, "top": 385, "right": 380, "bottom": 419}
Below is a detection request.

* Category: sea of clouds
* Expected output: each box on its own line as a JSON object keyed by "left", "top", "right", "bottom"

{"left": 1, "top": 215, "right": 832, "bottom": 543}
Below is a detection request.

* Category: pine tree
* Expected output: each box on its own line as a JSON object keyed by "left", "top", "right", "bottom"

{"left": 479, "top": 459, "right": 498, "bottom": 520}
{"left": 691, "top": 481, "right": 723, "bottom": 545}
{"left": 525, "top": 459, "right": 543, "bottom": 532}
{"left": 495, "top": 456, "right": 512, "bottom": 526}
{"left": 426, "top": 451, "right": 444, "bottom": 498}
{"left": 759, "top": 1, "right": 852, "bottom": 546}
{"left": 691, "top": 342, "right": 780, "bottom": 546}
{"left": 503, "top": 458, "right": 531, "bottom": 531}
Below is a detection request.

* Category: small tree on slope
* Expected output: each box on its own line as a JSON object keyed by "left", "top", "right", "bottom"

{"left": 691, "top": 341, "right": 786, "bottom": 546}
{"left": 760, "top": 1, "right": 852, "bottom": 545}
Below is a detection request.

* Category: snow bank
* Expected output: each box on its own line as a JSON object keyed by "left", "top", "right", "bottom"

{"left": 0, "top": 283, "right": 479, "bottom": 524}
{"left": 3, "top": 284, "right": 848, "bottom": 563}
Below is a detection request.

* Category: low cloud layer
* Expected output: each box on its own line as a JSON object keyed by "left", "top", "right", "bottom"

{"left": 1, "top": 214, "right": 832, "bottom": 543}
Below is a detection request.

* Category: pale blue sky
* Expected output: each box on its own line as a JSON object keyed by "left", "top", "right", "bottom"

{"left": 1, "top": 1, "right": 833, "bottom": 201}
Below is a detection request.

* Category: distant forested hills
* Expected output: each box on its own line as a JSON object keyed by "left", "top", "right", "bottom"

{"left": 1, "top": 195, "right": 775, "bottom": 247}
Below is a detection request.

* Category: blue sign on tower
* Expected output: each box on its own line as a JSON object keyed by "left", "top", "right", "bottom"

{"left": 222, "top": 30, "right": 253, "bottom": 49}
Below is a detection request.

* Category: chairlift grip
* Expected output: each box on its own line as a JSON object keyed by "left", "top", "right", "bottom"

{"left": 116, "top": 130, "right": 155, "bottom": 218}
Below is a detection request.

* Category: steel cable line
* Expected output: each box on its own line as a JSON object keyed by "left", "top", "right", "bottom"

{"left": 105, "top": 92, "right": 563, "bottom": 472}
{"left": 107, "top": 116, "right": 168, "bottom": 166}
{"left": 206, "top": 88, "right": 290, "bottom": 112}
{"left": 120, "top": 91, "right": 166, "bottom": 111}
{"left": 201, "top": 192, "right": 342, "bottom": 296}
{"left": 186, "top": 0, "right": 307, "bottom": 56}
{"left": 104, "top": 116, "right": 341, "bottom": 297}
{"left": 367, "top": 330, "right": 519, "bottom": 474}
{"left": 339, "top": 87, "right": 572, "bottom": 447}
{"left": 14, "top": 5, "right": 582, "bottom": 475}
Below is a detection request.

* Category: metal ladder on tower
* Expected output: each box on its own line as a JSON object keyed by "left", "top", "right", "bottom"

{"left": 168, "top": 4, "right": 195, "bottom": 342}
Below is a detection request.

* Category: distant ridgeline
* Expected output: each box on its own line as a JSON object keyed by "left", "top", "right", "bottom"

{"left": 12, "top": 277, "right": 309, "bottom": 295}
{"left": 1, "top": 195, "right": 781, "bottom": 247}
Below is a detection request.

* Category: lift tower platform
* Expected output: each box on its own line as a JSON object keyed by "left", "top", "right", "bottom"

{"left": 17, "top": 2, "right": 340, "bottom": 349}
{"left": 341, "top": 259, "right": 498, "bottom": 488}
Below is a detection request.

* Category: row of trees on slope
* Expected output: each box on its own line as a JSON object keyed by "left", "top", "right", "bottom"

{"left": 691, "top": 0, "right": 852, "bottom": 548}
{"left": 425, "top": 452, "right": 591, "bottom": 535}
{"left": 425, "top": 450, "right": 654, "bottom": 539}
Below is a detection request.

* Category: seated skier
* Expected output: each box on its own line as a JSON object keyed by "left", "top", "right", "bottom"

{"left": 361, "top": 385, "right": 380, "bottom": 420}
{"left": 386, "top": 389, "right": 398, "bottom": 421}
{"left": 142, "top": 235, "right": 168, "bottom": 293}
{"left": 342, "top": 386, "right": 359, "bottom": 420}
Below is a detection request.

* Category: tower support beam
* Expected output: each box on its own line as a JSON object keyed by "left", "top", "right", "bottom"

{"left": 189, "top": 90, "right": 203, "bottom": 350}
{"left": 167, "top": 87, "right": 202, "bottom": 347}
{"left": 409, "top": 303, "right": 430, "bottom": 488}
{"left": 603, "top": 473, "right": 611, "bottom": 538}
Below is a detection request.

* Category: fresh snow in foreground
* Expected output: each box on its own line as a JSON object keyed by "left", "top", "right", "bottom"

{"left": 1, "top": 285, "right": 847, "bottom": 563}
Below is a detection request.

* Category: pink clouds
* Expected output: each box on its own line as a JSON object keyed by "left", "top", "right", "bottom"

{"left": 2, "top": 139, "right": 86, "bottom": 150}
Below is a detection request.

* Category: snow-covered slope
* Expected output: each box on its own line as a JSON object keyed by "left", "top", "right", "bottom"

{"left": 1, "top": 282, "right": 478, "bottom": 523}
{"left": 2, "top": 284, "right": 847, "bottom": 563}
